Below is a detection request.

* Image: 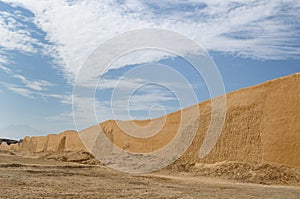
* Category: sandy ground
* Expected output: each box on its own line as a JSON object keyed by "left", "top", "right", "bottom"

{"left": 0, "top": 151, "right": 300, "bottom": 198}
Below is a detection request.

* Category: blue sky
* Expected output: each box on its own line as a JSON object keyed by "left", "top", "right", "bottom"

{"left": 0, "top": 0, "right": 299, "bottom": 139}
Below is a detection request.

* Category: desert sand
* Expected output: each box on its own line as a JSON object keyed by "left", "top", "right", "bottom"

{"left": 1, "top": 150, "right": 300, "bottom": 198}
{"left": 1, "top": 73, "right": 300, "bottom": 198}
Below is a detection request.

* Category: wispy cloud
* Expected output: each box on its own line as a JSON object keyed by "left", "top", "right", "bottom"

{"left": 0, "top": 2, "right": 46, "bottom": 54}
{"left": 97, "top": 77, "right": 157, "bottom": 91}
{"left": 0, "top": 54, "right": 12, "bottom": 73}
{"left": 0, "top": 65, "right": 12, "bottom": 73}
{"left": 0, "top": 81, "right": 71, "bottom": 104}
{"left": 1, "top": 0, "right": 299, "bottom": 84}
{"left": 43, "top": 93, "right": 72, "bottom": 104}
{"left": 13, "top": 74, "right": 54, "bottom": 91}
{"left": 0, "top": 82, "right": 34, "bottom": 98}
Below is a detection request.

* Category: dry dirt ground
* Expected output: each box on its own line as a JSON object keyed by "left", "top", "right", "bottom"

{"left": 1, "top": 151, "right": 300, "bottom": 199}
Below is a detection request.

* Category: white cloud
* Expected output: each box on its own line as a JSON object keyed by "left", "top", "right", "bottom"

{"left": 42, "top": 93, "right": 72, "bottom": 104}
{"left": 13, "top": 74, "right": 54, "bottom": 91}
{"left": 97, "top": 77, "right": 154, "bottom": 91}
{"left": 0, "top": 54, "right": 9, "bottom": 64}
{"left": 9, "top": 87, "right": 33, "bottom": 98}
{"left": 0, "top": 65, "right": 12, "bottom": 73}
{"left": 0, "top": 54, "right": 12, "bottom": 73}
{"left": 1, "top": 0, "right": 299, "bottom": 84}
{"left": 0, "top": 81, "right": 70, "bottom": 104}
{"left": 0, "top": 82, "right": 34, "bottom": 98}
{"left": 0, "top": 7, "right": 45, "bottom": 54}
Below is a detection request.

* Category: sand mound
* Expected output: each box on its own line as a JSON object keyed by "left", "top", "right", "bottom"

{"left": 169, "top": 161, "right": 300, "bottom": 186}
{"left": 36, "top": 151, "right": 100, "bottom": 165}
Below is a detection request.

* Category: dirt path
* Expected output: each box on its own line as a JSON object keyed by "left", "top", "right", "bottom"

{"left": 1, "top": 152, "right": 300, "bottom": 198}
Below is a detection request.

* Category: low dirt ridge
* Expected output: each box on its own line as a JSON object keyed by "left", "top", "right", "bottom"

{"left": 165, "top": 161, "right": 300, "bottom": 186}
{"left": 1, "top": 73, "right": 300, "bottom": 186}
